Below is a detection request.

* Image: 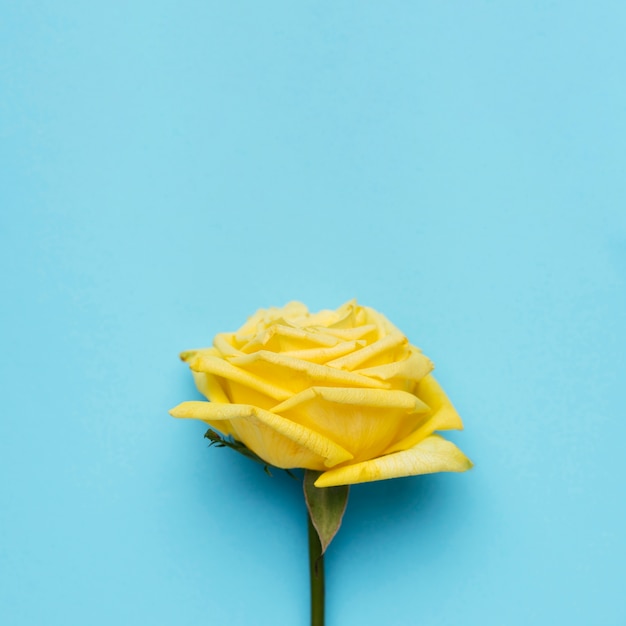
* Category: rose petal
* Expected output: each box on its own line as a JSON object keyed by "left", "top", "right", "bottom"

{"left": 323, "top": 300, "right": 360, "bottom": 329}
{"left": 191, "top": 371, "right": 229, "bottom": 404}
{"left": 355, "top": 349, "right": 433, "bottom": 388}
{"left": 279, "top": 340, "right": 367, "bottom": 364}
{"left": 314, "top": 435, "right": 473, "bottom": 487}
{"left": 239, "top": 323, "right": 341, "bottom": 353}
{"left": 382, "top": 374, "right": 464, "bottom": 454}
{"left": 362, "top": 306, "right": 403, "bottom": 337}
{"left": 213, "top": 333, "right": 243, "bottom": 357}
{"left": 327, "top": 331, "right": 407, "bottom": 370}
{"left": 188, "top": 353, "right": 291, "bottom": 401}
{"left": 227, "top": 351, "right": 388, "bottom": 393}
{"left": 169, "top": 401, "right": 353, "bottom": 469}
{"left": 179, "top": 347, "right": 218, "bottom": 362}
{"left": 294, "top": 305, "right": 349, "bottom": 328}
{"left": 234, "top": 302, "right": 310, "bottom": 342}
{"left": 188, "top": 372, "right": 234, "bottom": 436}
{"left": 311, "top": 324, "right": 377, "bottom": 341}
{"left": 270, "top": 387, "right": 429, "bottom": 462}
{"left": 416, "top": 374, "right": 464, "bottom": 430}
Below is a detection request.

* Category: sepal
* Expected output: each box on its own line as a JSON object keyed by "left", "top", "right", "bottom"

{"left": 304, "top": 470, "right": 349, "bottom": 554}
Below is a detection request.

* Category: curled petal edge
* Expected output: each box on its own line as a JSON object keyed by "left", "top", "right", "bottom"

{"left": 227, "top": 350, "right": 388, "bottom": 389}
{"left": 271, "top": 386, "right": 429, "bottom": 414}
{"left": 169, "top": 401, "right": 354, "bottom": 468}
{"left": 327, "top": 331, "right": 406, "bottom": 370}
{"left": 355, "top": 349, "right": 433, "bottom": 384}
{"left": 188, "top": 354, "right": 292, "bottom": 401}
{"left": 314, "top": 435, "right": 473, "bottom": 487}
{"left": 279, "top": 340, "right": 367, "bottom": 364}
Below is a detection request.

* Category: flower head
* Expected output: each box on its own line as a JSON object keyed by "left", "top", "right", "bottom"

{"left": 170, "top": 300, "right": 472, "bottom": 487}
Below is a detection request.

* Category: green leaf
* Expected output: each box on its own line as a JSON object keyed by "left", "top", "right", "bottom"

{"left": 304, "top": 470, "right": 349, "bottom": 554}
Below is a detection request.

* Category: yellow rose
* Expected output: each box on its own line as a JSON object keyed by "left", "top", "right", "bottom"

{"left": 170, "top": 300, "right": 472, "bottom": 487}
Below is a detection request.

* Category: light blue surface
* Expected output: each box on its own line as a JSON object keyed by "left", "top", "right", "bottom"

{"left": 2, "top": 2, "right": 625, "bottom": 625}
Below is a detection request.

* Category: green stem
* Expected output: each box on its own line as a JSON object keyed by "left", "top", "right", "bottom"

{"left": 308, "top": 512, "right": 325, "bottom": 626}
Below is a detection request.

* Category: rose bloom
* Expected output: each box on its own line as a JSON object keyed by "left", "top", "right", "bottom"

{"left": 170, "top": 301, "right": 472, "bottom": 487}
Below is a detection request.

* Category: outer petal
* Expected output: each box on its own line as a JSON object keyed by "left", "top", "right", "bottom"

{"left": 191, "top": 371, "right": 229, "bottom": 404}
{"left": 188, "top": 371, "right": 235, "bottom": 437}
{"left": 271, "top": 387, "right": 429, "bottom": 462}
{"left": 415, "top": 374, "right": 463, "bottom": 426}
{"left": 169, "top": 401, "right": 353, "bottom": 470}
{"left": 314, "top": 435, "right": 473, "bottom": 487}
{"left": 382, "top": 374, "right": 464, "bottom": 455}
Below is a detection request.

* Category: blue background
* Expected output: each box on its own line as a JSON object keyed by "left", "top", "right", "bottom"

{"left": 2, "top": 2, "right": 625, "bottom": 625}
